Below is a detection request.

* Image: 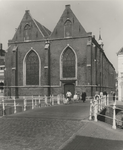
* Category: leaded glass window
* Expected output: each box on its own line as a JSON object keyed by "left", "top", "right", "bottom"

{"left": 26, "top": 51, "right": 39, "bottom": 85}
{"left": 64, "top": 20, "right": 72, "bottom": 37}
{"left": 63, "top": 48, "right": 75, "bottom": 78}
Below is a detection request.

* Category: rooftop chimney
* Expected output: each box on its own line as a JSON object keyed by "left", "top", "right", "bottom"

{"left": 65, "top": 5, "right": 70, "bottom": 8}
{"left": 0, "top": 43, "right": 2, "bottom": 50}
{"left": 25, "top": 10, "right": 30, "bottom": 13}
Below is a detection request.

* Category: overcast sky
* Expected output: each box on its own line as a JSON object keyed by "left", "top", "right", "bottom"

{"left": 0, "top": 0, "right": 123, "bottom": 72}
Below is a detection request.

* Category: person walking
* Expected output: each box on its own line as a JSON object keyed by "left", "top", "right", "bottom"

{"left": 81, "top": 91, "right": 86, "bottom": 102}
{"left": 113, "top": 92, "right": 115, "bottom": 102}
{"left": 66, "top": 90, "right": 72, "bottom": 102}
{"left": 73, "top": 92, "right": 78, "bottom": 102}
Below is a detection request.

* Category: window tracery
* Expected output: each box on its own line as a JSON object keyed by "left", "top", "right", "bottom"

{"left": 26, "top": 50, "right": 39, "bottom": 85}
{"left": 62, "top": 47, "right": 75, "bottom": 78}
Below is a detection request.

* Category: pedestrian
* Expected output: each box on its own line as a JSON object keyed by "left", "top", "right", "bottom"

{"left": 81, "top": 91, "right": 86, "bottom": 102}
{"left": 113, "top": 92, "right": 115, "bottom": 102}
{"left": 73, "top": 92, "right": 78, "bottom": 102}
{"left": 66, "top": 90, "right": 72, "bottom": 102}
{"left": 103, "top": 91, "right": 107, "bottom": 97}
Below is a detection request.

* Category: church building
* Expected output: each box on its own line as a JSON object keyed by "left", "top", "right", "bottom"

{"left": 5, "top": 5, "right": 116, "bottom": 97}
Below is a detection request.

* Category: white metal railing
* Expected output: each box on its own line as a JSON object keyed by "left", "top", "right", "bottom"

{"left": 89, "top": 94, "right": 123, "bottom": 129}
{"left": 0, "top": 94, "right": 70, "bottom": 116}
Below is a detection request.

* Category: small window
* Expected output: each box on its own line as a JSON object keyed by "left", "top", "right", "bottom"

{"left": 24, "top": 24, "right": 31, "bottom": 40}
{"left": 64, "top": 20, "right": 72, "bottom": 37}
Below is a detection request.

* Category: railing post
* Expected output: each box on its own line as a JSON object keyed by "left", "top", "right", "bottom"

{"left": 39, "top": 95, "right": 41, "bottom": 107}
{"left": 50, "top": 95, "right": 51, "bottom": 105}
{"left": 62, "top": 94, "right": 65, "bottom": 104}
{"left": 102, "top": 96, "right": 105, "bottom": 108}
{"left": 100, "top": 97, "right": 102, "bottom": 110}
{"left": 52, "top": 95, "right": 54, "bottom": 105}
{"left": 98, "top": 98, "right": 100, "bottom": 112}
{"left": 89, "top": 99, "right": 92, "bottom": 120}
{"left": 35, "top": 98, "right": 37, "bottom": 107}
{"left": 107, "top": 94, "right": 109, "bottom": 105}
{"left": 94, "top": 100, "right": 97, "bottom": 122}
{"left": 32, "top": 96, "right": 34, "bottom": 109}
{"left": 45, "top": 95, "right": 47, "bottom": 106}
{"left": 2, "top": 98, "right": 5, "bottom": 116}
{"left": 104, "top": 95, "right": 106, "bottom": 106}
{"left": 57, "top": 95, "right": 60, "bottom": 105}
{"left": 112, "top": 101, "right": 116, "bottom": 129}
{"left": 14, "top": 97, "right": 16, "bottom": 113}
{"left": 100, "top": 92, "right": 103, "bottom": 110}
{"left": 23, "top": 97, "right": 26, "bottom": 111}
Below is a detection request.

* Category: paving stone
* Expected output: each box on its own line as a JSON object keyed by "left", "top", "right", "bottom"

{"left": 0, "top": 102, "right": 89, "bottom": 150}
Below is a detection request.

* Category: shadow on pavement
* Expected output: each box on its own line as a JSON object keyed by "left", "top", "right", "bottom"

{"left": 61, "top": 135, "right": 123, "bottom": 150}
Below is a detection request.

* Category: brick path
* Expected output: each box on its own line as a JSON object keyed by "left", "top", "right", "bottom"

{"left": 1, "top": 100, "right": 123, "bottom": 150}
{"left": 0, "top": 101, "right": 89, "bottom": 150}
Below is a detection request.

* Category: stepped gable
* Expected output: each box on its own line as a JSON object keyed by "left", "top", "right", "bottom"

{"left": 12, "top": 10, "right": 51, "bottom": 42}
{"left": 117, "top": 47, "right": 123, "bottom": 55}
{"left": 50, "top": 5, "right": 87, "bottom": 39}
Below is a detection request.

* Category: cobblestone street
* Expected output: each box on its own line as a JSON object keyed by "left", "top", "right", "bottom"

{"left": 0, "top": 101, "right": 89, "bottom": 150}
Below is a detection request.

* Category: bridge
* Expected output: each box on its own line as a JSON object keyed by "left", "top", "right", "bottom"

{"left": 0, "top": 95, "right": 123, "bottom": 150}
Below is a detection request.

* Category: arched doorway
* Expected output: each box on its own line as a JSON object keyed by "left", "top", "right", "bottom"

{"left": 64, "top": 83, "right": 75, "bottom": 98}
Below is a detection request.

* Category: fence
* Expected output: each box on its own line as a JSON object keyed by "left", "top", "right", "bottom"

{"left": 0, "top": 94, "right": 68, "bottom": 116}
{"left": 89, "top": 94, "right": 123, "bottom": 129}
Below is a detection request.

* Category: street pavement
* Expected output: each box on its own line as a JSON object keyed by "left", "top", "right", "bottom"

{"left": 0, "top": 100, "right": 123, "bottom": 150}
{"left": 0, "top": 100, "right": 89, "bottom": 150}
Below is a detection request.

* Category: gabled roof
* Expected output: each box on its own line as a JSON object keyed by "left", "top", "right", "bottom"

{"left": 11, "top": 10, "right": 51, "bottom": 42}
{"left": 117, "top": 47, "right": 123, "bottom": 55}
{"left": 50, "top": 5, "right": 87, "bottom": 38}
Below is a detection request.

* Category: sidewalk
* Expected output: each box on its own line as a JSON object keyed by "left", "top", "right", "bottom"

{"left": 59, "top": 120, "right": 123, "bottom": 150}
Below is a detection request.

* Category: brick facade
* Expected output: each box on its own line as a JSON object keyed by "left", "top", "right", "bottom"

{"left": 5, "top": 5, "right": 116, "bottom": 97}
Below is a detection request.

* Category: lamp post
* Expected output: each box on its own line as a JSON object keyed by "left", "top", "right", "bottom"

{"left": 45, "top": 40, "right": 51, "bottom": 96}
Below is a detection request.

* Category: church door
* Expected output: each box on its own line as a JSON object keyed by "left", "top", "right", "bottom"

{"left": 64, "top": 84, "right": 75, "bottom": 98}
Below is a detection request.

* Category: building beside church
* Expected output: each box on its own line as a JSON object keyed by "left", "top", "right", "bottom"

{"left": 5, "top": 5, "right": 116, "bottom": 97}
{"left": 117, "top": 48, "right": 123, "bottom": 101}
{"left": 0, "top": 44, "right": 5, "bottom": 93}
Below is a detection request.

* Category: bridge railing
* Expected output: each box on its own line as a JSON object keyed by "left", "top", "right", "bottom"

{"left": 0, "top": 94, "right": 68, "bottom": 116}
{"left": 89, "top": 95, "right": 123, "bottom": 129}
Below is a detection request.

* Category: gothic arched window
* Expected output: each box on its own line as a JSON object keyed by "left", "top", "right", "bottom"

{"left": 26, "top": 50, "right": 39, "bottom": 85}
{"left": 24, "top": 24, "right": 31, "bottom": 40}
{"left": 63, "top": 47, "right": 75, "bottom": 78}
{"left": 64, "top": 20, "right": 72, "bottom": 37}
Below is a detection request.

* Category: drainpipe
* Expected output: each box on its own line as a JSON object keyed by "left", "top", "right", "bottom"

{"left": 45, "top": 40, "right": 51, "bottom": 96}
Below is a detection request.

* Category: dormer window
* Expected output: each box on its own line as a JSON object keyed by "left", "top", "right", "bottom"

{"left": 24, "top": 24, "right": 31, "bottom": 41}
{"left": 64, "top": 19, "right": 72, "bottom": 38}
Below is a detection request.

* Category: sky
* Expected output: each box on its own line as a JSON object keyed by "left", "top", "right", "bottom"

{"left": 0, "top": 0, "right": 123, "bottom": 72}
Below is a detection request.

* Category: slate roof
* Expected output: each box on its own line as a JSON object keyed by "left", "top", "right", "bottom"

{"left": 34, "top": 19, "right": 51, "bottom": 37}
